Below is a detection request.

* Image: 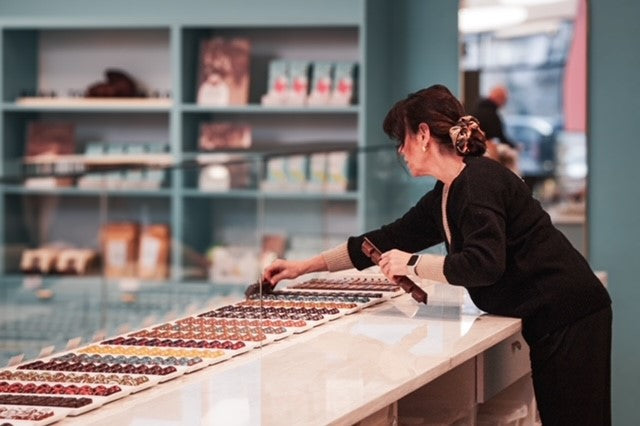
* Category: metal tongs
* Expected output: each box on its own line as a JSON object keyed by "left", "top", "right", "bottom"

{"left": 361, "top": 237, "right": 428, "bottom": 305}
{"left": 244, "top": 276, "right": 274, "bottom": 299}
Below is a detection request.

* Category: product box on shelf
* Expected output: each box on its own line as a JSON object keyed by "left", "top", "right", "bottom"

{"left": 286, "top": 60, "right": 310, "bottom": 106}
{"left": 329, "top": 62, "right": 358, "bottom": 106}
{"left": 199, "top": 122, "right": 252, "bottom": 151}
{"left": 326, "top": 151, "right": 350, "bottom": 192}
{"left": 196, "top": 37, "right": 251, "bottom": 106}
{"left": 307, "top": 62, "right": 334, "bottom": 106}
{"left": 261, "top": 60, "right": 289, "bottom": 106}
{"left": 306, "top": 152, "right": 327, "bottom": 192}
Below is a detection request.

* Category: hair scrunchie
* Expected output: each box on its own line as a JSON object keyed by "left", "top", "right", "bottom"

{"left": 449, "top": 115, "right": 483, "bottom": 155}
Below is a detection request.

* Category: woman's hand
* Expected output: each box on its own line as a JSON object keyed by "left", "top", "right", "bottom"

{"left": 379, "top": 249, "right": 413, "bottom": 282}
{"left": 263, "top": 255, "right": 328, "bottom": 287}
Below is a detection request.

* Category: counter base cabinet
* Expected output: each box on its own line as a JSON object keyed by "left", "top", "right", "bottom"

{"left": 396, "top": 333, "right": 535, "bottom": 426}
{"left": 476, "top": 331, "right": 531, "bottom": 403}
{"left": 398, "top": 359, "right": 478, "bottom": 426}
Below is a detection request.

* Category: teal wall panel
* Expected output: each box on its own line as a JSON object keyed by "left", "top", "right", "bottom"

{"left": 589, "top": 1, "right": 640, "bottom": 424}
{"left": 364, "top": 0, "right": 459, "bottom": 230}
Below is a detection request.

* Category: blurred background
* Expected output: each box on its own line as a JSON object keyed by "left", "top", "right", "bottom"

{"left": 1, "top": 2, "right": 638, "bottom": 423}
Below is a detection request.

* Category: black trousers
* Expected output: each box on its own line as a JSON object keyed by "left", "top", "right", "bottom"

{"left": 529, "top": 305, "right": 612, "bottom": 426}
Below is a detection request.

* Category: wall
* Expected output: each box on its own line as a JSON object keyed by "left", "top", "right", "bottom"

{"left": 588, "top": 0, "right": 640, "bottom": 424}
{"left": 363, "top": 0, "right": 459, "bottom": 229}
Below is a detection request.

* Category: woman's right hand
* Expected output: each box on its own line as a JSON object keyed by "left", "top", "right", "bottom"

{"left": 262, "top": 259, "right": 308, "bottom": 287}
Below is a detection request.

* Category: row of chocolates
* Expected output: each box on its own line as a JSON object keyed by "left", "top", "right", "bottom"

{"left": 77, "top": 345, "right": 225, "bottom": 360}
{"left": 0, "top": 382, "right": 121, "bottom": 397}
{"left": 101, "top": 337, "right": 247, "bottom": 351}
{"left": 53, "top": 353, "right": 202, "bottom": 368}
{"left": 0, "top": 394, "right": 92, "bottom": 409}
{"left": 17, "top": 360, "right": 177, "bottom": 376}
{"left": 0, "top": 371, "right": 149, "bottom": 387}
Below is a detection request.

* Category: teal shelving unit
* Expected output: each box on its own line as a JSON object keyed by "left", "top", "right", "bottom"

{"left": 0, "top": 1, "right": 386, "bottom": 286}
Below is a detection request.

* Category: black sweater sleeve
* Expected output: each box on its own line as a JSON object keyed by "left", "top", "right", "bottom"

{"left": 442, "top": 166, "right": 509, "bottom": 287}
{"left": 347, "top": 188, "right": 445, "bottom": 270}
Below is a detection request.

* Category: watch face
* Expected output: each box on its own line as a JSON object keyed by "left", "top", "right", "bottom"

{"left": 407, "top": 254, "right": 419, "bottom": 266}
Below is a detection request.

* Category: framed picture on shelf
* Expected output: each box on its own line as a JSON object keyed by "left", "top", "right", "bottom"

{"left": 196, "top": 37, "right": 251, "bottom": 106}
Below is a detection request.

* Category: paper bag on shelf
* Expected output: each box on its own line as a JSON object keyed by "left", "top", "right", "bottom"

{"left": 137, "top": 224, "right": 171, "bottom": 280}
{"left": 101, "top": 222, "right": 140, "bottom": 278}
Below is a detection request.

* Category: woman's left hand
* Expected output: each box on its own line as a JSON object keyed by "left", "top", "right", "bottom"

{"left": 379, "top": 249, "right": 413, "bottom": 281}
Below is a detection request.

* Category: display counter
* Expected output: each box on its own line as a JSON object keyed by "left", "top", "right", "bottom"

{"left": 46, "top": 279, "right": 524, "bottom": 426}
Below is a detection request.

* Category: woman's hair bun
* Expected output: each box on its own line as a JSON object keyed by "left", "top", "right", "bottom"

{"left": 449, "top": 115, "right": 486, "bottom": 157}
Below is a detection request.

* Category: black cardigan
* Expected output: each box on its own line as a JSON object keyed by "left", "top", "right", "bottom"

{"left": 347, "top": 156, "right": 611, "bottom": 344}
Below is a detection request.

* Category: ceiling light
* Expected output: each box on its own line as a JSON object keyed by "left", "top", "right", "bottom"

{"left": 459, "top": 6, "right": 528, "bottom": 34}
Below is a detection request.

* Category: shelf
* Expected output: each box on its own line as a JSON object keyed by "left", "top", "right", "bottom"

{"left": 182, "top": 188, "right": 358, "bottom": 200}
{"left": 3, "top": 98, "right": 172, "bottom": 112}
{"left": 2, "top": 185, "right": 172, "bottom": 197}
{"left": 0, "top": 16, "right": 364, "bottom": 284}
{"left": 22, "top": 153, "right": 173, "bottom": 166}
{"left": 182, "top": 188, "right": 259, "bottom": 198}
{"left": 180, "top": 104, "right": 360, "bottom": 114}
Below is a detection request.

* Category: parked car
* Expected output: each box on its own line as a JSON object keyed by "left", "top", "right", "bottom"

{"left": 503, "top": 115, "right": 559, "bottom": 178}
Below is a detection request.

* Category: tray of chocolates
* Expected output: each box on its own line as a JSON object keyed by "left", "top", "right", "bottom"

{"left": 0, "top": 370, "right": 156, "bottom": 395}
{"left": 14, "top": 357, "right": 183, "bottom": 385}
{"left": 288, "top": 276, "right": 403, "bottom": 297}
{"left": 237, "top": 300, "right": 349, "bottom": 319}
{"left": 265, "top": 290, "right": 388, "bottom": 310}
{"left": 52, "top": 352, "right": 207, "bottom": 376}
{"left": 0, "top": 379, "right": 129, "bottom": 408}
{"left": 0, "top": 393, "right": 98, "bottom": 416}
{"left": 99, "top": 336, "right": 255, "bottom": 359}
{"left": 77, "top": 344, "right": 231, "bottom": 369}
{"left": 152, "top": 318, "right": 297, "bottom": 342}
{"left": 174, "top": 317, "right": 307, "bottom": 337}
{"left": 129, "top": 324, "right": 278, "bottom": 347}
{"left": 0, "top": 405, "right": 71, "bottom": 426}
{"left": 197, "top": 305, "right": 335, "bottom": 329}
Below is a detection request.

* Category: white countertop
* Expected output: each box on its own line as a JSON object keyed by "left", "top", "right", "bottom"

{"left": 57, "top": 283, "right": 521, "bottom": 426}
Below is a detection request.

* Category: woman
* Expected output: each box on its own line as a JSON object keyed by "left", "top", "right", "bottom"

{"left": 263, "top": 84, "right": 611, "bottom": 425}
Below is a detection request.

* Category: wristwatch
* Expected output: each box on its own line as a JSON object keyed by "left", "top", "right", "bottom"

{"left": 406, "top": 254, "right": 421, "bottom": 276}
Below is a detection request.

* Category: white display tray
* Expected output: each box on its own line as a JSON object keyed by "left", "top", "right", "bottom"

{"left": 0, "top": 405, "right": 72, "bottom": 426}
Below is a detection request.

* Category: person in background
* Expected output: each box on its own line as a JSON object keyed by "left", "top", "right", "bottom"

{"left": 473, "top": 85, "right": 520, "bottom": 174}
{"left": 473, "top": 85, "right": 515, "bottom": 148}
{"left": 263, "top": 84, "right": 612, "bottom": 426}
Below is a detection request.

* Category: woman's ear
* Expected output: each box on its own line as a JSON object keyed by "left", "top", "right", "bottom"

{"left": 418, "top": 122, "right": 430, "bottom": 140}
